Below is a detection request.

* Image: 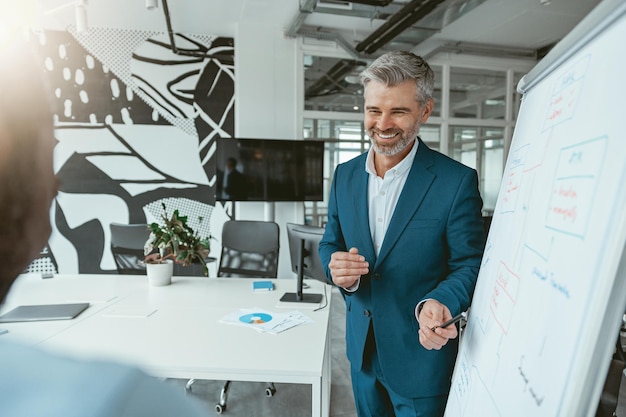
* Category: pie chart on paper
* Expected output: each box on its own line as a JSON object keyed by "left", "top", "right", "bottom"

{"left": 239, "top": 312, "right": 273, "bottom": 324}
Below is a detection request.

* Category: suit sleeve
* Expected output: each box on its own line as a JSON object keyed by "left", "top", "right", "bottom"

{"left": 318, "top": 165, "right": 346, "bottom": 284}
{"left": 424, "top": 168, "right": 485, "bottom": 315}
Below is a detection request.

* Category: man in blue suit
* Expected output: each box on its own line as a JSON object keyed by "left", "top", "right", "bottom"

{"left": 319, "top": 51, "right": 486, "bottom": 417}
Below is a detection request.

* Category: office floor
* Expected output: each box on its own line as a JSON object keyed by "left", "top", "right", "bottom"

{"left": 165, "top": 286, "right": 357, "bottom": 417}
{"left": 618, "top": 375, "right": 626, "bottom": 417}
{"left": 615, "top": 332, "right": 626, "bottom": 417}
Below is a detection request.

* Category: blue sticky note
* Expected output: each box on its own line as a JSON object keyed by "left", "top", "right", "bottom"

{"left": 253, "top": 281, "right": 274, "bottom": 292}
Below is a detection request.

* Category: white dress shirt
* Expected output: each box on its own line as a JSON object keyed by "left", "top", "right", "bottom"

{"left": 366, "top": 139, "right": 419, "bottom": 255}
{"left": 344, "top": 139, "right": 419, "bottom": 292}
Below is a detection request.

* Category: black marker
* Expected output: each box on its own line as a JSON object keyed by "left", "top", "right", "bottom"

{"left": 430, "top": 311, "right": 466, "bottom": 331}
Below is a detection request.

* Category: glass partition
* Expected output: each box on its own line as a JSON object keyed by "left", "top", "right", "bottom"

{"left": 450, "top": 67, "right": 507, "bottom": 119}
{"left": 430, "top": 65, "right": 442, "bottom": 118}
{"left": 303, "top": 118, "right": 368, "bottom": 226}
{"left": 450, "top": 126, "right": 504, "bottom": 212}
{"left": 303, "top": 54, "right": 532, "bottom": 223}
{"left": 420, "top": 124, "right": 441, "bottom": 151}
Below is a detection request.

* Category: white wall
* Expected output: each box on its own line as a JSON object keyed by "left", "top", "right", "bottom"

{"left": 234, "top": 21, "right": 305, "bottom": 278}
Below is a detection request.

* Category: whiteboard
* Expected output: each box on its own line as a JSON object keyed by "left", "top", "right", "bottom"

{"left": 445, "top": 1, "right": 626, "bottom": 416}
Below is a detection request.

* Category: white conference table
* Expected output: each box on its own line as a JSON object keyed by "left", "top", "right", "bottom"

{"left": 1, "top": 273, "right": 333, "bottom": 417}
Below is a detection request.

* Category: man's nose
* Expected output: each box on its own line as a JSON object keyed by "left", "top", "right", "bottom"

{"left": 377, "top": 113, "right": 394, "bottom": 130}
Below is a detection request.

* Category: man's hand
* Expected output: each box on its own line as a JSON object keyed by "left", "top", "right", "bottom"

{"left": 328, "top": 247, "right": 369, "bottom": 290}
{"left": 416, "top": 299, "right": 459, "bottom": 350}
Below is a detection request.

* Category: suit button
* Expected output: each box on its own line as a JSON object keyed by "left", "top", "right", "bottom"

{"left": 373, "top": 273, "right": 380, "bottom": 280}
{"left": 363, "top": 310, "right": 371, "bottom": 317}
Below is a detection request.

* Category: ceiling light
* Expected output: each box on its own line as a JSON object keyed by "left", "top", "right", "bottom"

{"left": 75, "top": 0, "right": 88, "bottom": 34}
{"left": 146, "top": 0, "right": 158, "bottom": 10}
{"left": 540, "top": 0, "right": 551, "bottom": 5}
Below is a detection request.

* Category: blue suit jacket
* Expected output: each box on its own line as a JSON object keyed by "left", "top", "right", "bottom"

{"left": 319, "top": 140, "right": 485, "bottom": 399}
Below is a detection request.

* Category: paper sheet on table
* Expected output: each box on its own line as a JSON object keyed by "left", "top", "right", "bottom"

{"left": 220, "top": 308, "right": 313, "bottom": 334}
{"left": 102, "top": 307, "right": 157, "bottom": 318}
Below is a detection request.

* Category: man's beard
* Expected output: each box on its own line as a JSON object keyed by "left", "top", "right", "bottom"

{"left": 368, "top": 125, "right": 418, "bottom": 156}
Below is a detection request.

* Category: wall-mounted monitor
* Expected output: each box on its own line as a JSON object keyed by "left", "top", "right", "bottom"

{"left": 215, "top": 138, "right": 324, "bottom": 202}
{"left": 280, "top": 222, "right": 327, "bottom": 304}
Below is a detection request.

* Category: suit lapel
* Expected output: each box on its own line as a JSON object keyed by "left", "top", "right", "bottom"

{"left": 375, "top": 142, "right": 436, "bottom": 267}
{"left": 350, "top": 160, "right": 377, "bottom": 261}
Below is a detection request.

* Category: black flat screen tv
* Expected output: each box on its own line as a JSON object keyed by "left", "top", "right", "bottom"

{"left": 215, "top": 138, "right": 324, "bottom": 202}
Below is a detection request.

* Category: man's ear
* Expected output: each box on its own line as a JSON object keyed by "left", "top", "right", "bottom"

{"left": 421, "top": 98, "right": 434, "bottom": 123}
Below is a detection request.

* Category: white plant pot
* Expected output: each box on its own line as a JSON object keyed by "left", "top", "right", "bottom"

{"left": 146, "top": 259, "right": 174, "bottom": 287}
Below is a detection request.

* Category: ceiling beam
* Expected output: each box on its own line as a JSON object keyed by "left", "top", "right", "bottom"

{"left": 356, "top": 0, "right": 447, "bottom": 54}
{"left": 305, "top": 59, "right": 366, "bottom": 98}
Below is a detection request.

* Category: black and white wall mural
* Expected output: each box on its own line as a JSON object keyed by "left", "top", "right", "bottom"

{"left": 28, "top": 27, "right": 234, "bottom": 274}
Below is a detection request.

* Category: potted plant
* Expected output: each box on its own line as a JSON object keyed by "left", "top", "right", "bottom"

{"left": 144, "top": 203, "right": 212, "bottom": 284}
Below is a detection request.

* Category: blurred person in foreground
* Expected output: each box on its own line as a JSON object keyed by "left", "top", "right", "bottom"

{"left": 319, "top": 51, "right": 486, "bottom": 417}
{"left": 0, "top": 38, "right": 207, "bottom": 417}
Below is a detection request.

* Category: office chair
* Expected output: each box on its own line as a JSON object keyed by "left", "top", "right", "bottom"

{"left": 216, "top": 220, "right": 280, "bottom": 278}
{"left": 185, "top": 219, "right": 280, "bottom": 414}
{"left": 110, "top": 223, "right": 150, "bottom": 275}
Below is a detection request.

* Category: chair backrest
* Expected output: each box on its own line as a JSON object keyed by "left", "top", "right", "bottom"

{"left": 110, "top": 223, "right": 150, "bottom": 275}
{"left": 217, "top": 220, "right": 280, "bottom": 278}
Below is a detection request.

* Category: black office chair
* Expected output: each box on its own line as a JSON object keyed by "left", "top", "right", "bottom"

{"left": 110, "top": 223, "right": 150, "bottom": 275}
{"left": 216, "top": 220, "right": 280, "bottom": 278}
{"left": 185, "top": 220, "right": 280, "bottom": 414}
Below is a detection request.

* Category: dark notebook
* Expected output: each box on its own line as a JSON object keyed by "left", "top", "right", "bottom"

{"left": 0, "top": 302, "right": 90, "bottom": 323}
